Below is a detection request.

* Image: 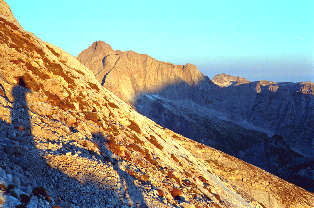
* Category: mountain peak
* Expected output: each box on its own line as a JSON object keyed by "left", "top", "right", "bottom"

{"left": 77, "top": 41, "right": 114, "bottom": 74}
{"left": 182, "top": 63, "right": 197, "bottom": 70}
{"left": 212, "top": 73, "right": 250, "bottom": 87}
{"left": 91, "top": 40, "right": 113, "bottom": 52}
{"left": 78, "top": 42, "right": 204, "bottom": 103}
{"left": 0, "top": 0, "right": 20, "bottom": 26}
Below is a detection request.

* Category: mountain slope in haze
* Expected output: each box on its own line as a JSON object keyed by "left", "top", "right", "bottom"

{"left": 78, "top": 41, "right": 314, "bottom": 192}
{"left": 2, "top": 1, "right": 313, "bottom": 208}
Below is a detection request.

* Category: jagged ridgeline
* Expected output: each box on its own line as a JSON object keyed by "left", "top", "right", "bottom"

{"left": 0, "top": 1, "right": 313, "bottom": 208}
{"left": 78, "top": 41, "right": 314, "bottom": 192}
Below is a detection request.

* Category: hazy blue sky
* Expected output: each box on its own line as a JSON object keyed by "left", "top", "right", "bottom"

{"left": 6, "top": 0, "right": 313, "bottom": 82}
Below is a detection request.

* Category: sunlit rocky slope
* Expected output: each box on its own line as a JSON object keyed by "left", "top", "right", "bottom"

{"left": 0, "top": 1, "right": 313, "bottom": 207}
{"left": 78, "top": 41, "right": 314, "bottom": 192}
{"left": 78, "top": 41, "right": 204, "bottom": 104}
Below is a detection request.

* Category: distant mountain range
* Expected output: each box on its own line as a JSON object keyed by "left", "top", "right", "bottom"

{"left": 78, "top": 41, "right": 314, "bottom": 192}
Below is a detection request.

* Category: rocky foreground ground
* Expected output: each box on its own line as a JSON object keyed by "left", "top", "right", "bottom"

{"left": 0, "top": 0, "right": 313, "bottom": 207}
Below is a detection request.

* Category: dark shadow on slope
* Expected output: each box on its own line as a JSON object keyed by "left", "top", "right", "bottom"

{"left": 101, "top": 56, "right": 120, "bottom": 85}
{"left": 101, "top": 71, "right": 110, "bottom": 85}
{"left": 92, "top": 133, "right": 149, "bottom": 208}
{"left": 0, "top": 79, "right": 122, "bottom": 207}
{"left": 41, "top": 132, "right": 150, "bottom": 207}
{"left": 133, "top": 77, "right": 314, "bottom": 192}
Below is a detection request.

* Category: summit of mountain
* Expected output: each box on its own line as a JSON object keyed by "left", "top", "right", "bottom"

{"left": 77, "top": 41, "right": 114, "bottom": 74}
{"left": 78, "top": 41, "right": 204, "bottom": 103}
{"left": 0, "top": 0, "right": 20, "bottom": 26}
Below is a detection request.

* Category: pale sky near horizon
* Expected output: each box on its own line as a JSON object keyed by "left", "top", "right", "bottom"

{"left": 6, "top": 0, "right": 313, "bottom": 82}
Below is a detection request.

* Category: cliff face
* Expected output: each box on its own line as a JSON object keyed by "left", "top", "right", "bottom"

{"left": 78, "top": 42, "right": 314, "bottom": 192}
{"left": 204, "top": 78, "right": 314, "bottom": 157}
{"left": 0, "top": 1, "right": 313, "bottom": 208}
{"left": 78, "top": 41, "right": 204, "bottom": 103}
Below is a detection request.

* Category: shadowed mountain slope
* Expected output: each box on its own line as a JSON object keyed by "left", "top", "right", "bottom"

{"left": 1, "top": 1, "right": 313, "bottom": 207}
{"left": 78, "top": 42, "right": 314, "bottom": 192}
{"left": 134, "top": 79, "right": 314, "bottom": 192}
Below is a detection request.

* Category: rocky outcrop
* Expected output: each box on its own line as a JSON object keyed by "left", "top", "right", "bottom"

{"left": 78, "top": 41, "right": 204, "bottom": 103}
{"left": 212, "top": 73, "right": 250, "bottom": 87}
{"left": 0, "top": 0, "right": 20, "bottom": 26}
{"left": 79, "top": 42, "right": 314, "bottom": 192}
{"left": 1, "top": 1, "right": 313, "bottom": 207}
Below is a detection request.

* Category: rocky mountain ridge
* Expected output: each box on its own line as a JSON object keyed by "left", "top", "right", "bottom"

{"left": 78, "top": 41, "right": 204, "bottom": 103}
{"left": 78, "top": 41, "right": 314, "bottom": 192}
